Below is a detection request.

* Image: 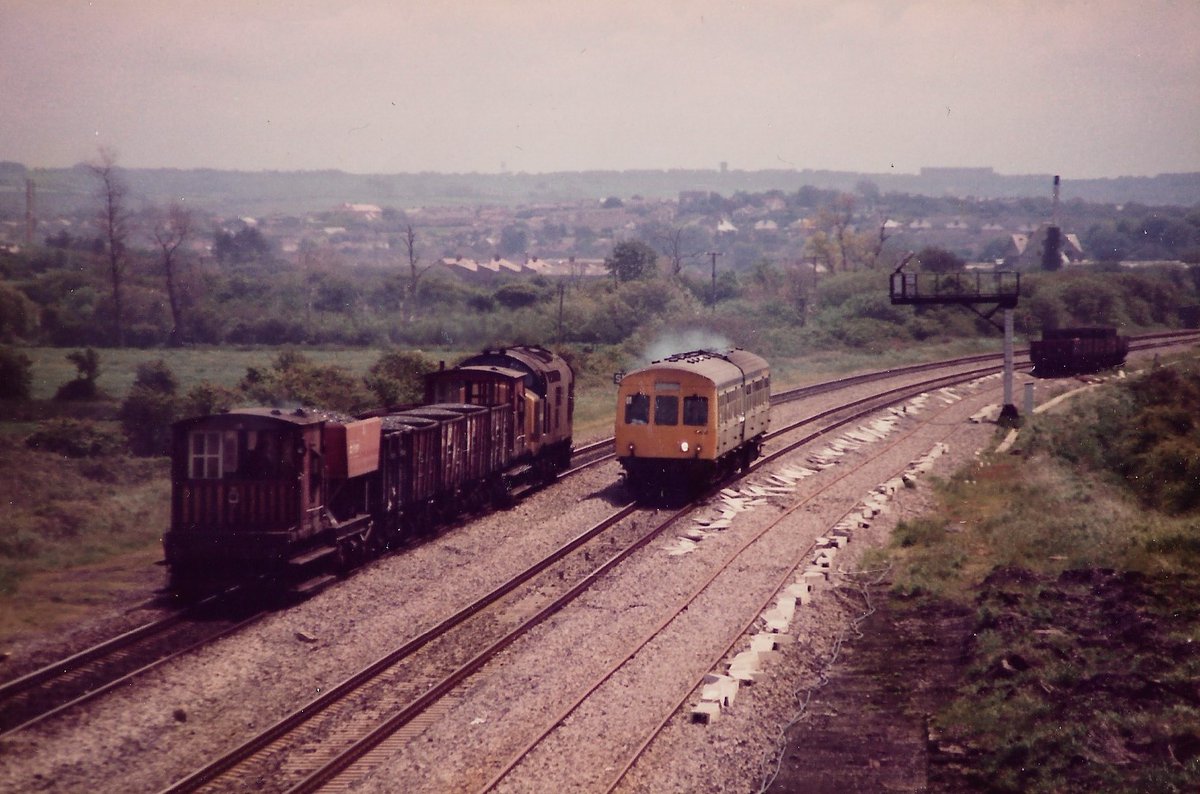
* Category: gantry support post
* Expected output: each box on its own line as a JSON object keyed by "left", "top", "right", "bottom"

{"left": 889, "top": 267, "right": 1022, "bottom": 425}
{"left": 998, "top": 308, "right": 1020, "bottom": 426}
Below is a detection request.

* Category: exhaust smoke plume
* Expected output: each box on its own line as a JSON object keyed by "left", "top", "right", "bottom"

{"left": 641, "top": 329, "right": 732, "bottom": 364}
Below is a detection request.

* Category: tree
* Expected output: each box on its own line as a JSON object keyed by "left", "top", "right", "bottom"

{"left": 916, "top": 246, "right": 965, "bottom": 273}
{"left": 54, "top": 348, "right": 102, "bottom": 400}
{"left": 394, "top": 224, "right": 435, "bottom": 323}
{"left": 151, "top": 203, "right": 192, "bottom": 346}
{"left": 239, "top": 351, "right": 370, "bottom": 413}
{"left": 855, "top": 179, "right": 881, "bottom": 206}
{"left": 364, "top": 350, "right": 436, "bottom": 407}
{"left": 213, "top": 226, "right": 272, "bottom": 265}
{"left": 498, "top": 225, "right": 529, "bottom": 257}
{"left": 0, "top": 346, "right": 32, "bottom": 400}
{"left": 0, "top": 283, "right": 37, "bottom": 342}
{"left": 656, "top": 225, "right": 703, "bottom": 279}
{"left": 1084, "top": 224, "right": 1131, "bottom": 263}
{"left": 89, "top": 147, "right": 132, "bottom": 346}
{"left": 493, "top": 282, "right": 543, "bottom": 309}
{"left": 980, "top": 237, "right": 1011, "bottom": 263}
{"left": 119, "top": 360, "right": 178, "bottom": 456}
{"left": 182, "top": 381, "right": 242, "bottom": 416}
{"left": 810, "top": 193, "right": 856, "bottom": 272}
{"left": 605, "top": 240, "right": 658, "bottom": 284}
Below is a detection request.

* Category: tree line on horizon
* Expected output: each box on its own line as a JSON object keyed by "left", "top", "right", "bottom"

{"left": 1, "top": 151, "right": 1199, "bottom": 361}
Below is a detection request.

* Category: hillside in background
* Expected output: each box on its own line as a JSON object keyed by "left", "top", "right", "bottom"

{"left": 1, "top": 162, "right": 1198, "bottom": 217}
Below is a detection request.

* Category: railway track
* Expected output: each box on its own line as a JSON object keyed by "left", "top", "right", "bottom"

{"left": 160, "top": 360, "right": 1015, "bottom": 793}
{"left": 7, "top": 331, "right": 1193, "bottom": 755}
{"left": 0, "top": 429, "right": 619, "bottom": 742}
{"left": 569, "top": 328, "right": 1200, "bottom": 473}
{"left": 476, "top": 367, "right": 1010, "bottom": 793}
{"left": 0, "top": 591, "right": 264, "bottom": 739}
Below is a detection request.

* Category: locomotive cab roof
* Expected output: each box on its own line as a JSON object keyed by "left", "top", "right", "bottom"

{"left": 454, "top": 345, "right": 572, "bottom": 397}
{"left": 429, "top": 364, "right": 527, "bottom": 381}
{"left": 172, "top": 406, "right": 348, "bottom": 431}
{"left": 622, "top": 348, "right": 769, "bottom": 387}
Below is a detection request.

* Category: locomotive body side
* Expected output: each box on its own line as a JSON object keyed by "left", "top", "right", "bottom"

{"left": 427, "top": 344, "right": 575, "bottom": 475}
{"left": 615, "top": 349, "right": 770, "bottom": 498}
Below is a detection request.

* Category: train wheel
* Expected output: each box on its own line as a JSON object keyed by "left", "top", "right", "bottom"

{"left": 362, "top": 521, "right": 384, "bottom": 558}
{"left": 491, "top": 477, "right": 514, "bottom": 509}
{"left": 167, "top": 568, "right": 208, "bottom": 602}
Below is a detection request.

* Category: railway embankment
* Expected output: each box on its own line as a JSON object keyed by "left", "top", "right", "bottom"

{"left": 774, "top": 355, "right": 1200, "bottom": 792}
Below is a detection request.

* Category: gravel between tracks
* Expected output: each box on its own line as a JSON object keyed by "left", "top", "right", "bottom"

{"left": 0, "top": 368, "right": 1054, "bottom": 794}
{"left": 0, "top": 453, "right": 626, "bottom": 792}
{"left": 350, "top": 378, "right": 1007, "bottom": 793}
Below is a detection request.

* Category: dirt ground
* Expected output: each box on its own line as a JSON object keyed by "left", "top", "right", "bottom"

{"left": 765, "top": 581, "right": 974, "bottom": 793}
{"left": 766, "top": 566, "right": 1200, "bottom": 793}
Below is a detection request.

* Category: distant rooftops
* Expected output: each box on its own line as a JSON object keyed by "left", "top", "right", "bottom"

{"left": 438, "top": 255, "right": 608, "bottom": 280}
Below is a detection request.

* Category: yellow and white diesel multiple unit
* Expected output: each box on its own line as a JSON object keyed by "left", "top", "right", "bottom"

{"left": 615, "top": 349, "right": 770, "bottom": 497}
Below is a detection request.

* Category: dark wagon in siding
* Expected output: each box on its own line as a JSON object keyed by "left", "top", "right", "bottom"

{"left": 1030, "top": 327, "right": 1129, "bottom": 376}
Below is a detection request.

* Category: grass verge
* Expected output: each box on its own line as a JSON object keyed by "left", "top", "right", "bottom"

{"left": 876, "top": 360, "right": 1200, "bottom": 792}
{"left": 0, "top": 436, "right": 169, "bottom": 646}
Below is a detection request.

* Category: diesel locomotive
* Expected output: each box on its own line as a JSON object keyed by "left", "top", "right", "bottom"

{"left": 615, "top": 348, "right": 770, "bottom": 499}
{"left": 163, "top": 345, "right": 574, "bottom": 594}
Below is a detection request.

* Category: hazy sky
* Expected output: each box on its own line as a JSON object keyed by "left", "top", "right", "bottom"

{"left": 3, "top": 0, "right": 1198, "bottom": 178}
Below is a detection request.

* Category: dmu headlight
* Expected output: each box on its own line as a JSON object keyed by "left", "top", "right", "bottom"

{"left": 680, "top": 441, "right": 689, "bottom": 453}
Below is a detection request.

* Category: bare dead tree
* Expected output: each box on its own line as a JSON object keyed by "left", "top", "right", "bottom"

{"left": 152, "top": 203, "right": 192, "bottom": 346}
{"left": 656, "top": 225, "right": 702, "bottom": 279}
{"left": 397, "top": 224, "right": 435, "bottom": 323}
{"left": 826, "top": 193, "right": 856, "bottom": 272}
{"left": 89, "top": 147, "right": 131, "bottom": 346}
{"left": 874, "top": 219, "right": 893, "bottom": 263}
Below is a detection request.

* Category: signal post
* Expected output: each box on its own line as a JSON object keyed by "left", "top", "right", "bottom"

{"left": 889, "top": 266, "right": 1022, "bottom": 425}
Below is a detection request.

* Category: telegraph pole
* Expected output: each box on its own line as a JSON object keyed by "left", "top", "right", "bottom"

{"left": 707, "top": 250, "right": 722, "bottom": 312}
{"left": 556, "top": 282, "right": 565, "bottom": 344}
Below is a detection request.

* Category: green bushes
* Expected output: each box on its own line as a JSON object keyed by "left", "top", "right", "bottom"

{"left": 1031, "top": 361, "right": 1200, "bottom": 515}
{"left": 0, "top": 346, "right": 32, "bottom": 400}
{"left": 239, "top": 350, "right": 371, "bottom": 414}
{"left": 25, "top": 418, "right": 124, "bottom": 458}
{"left": 53, "top": 348, "right": 103, "bottom": 401}
{"left": 118, "top": 360, "right": 179, "bottom": 456}
{"left": 365, "top": 349, "right": 437, "bottom": 407}
{"left": 0, "top": 284, "right": 38, "bottom": 342}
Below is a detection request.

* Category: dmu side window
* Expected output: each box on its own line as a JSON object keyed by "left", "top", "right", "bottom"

{"left": 683, "top": 396, "right": 709, "bottom": 426}
{"left": 625, "top": 392, "right": 650, "bottom": 424}
{"left": 654, "top": 395, "right": 679, "bottom": 425}
{"left": 189, "top": 430, "right": 223, "bottom": 479}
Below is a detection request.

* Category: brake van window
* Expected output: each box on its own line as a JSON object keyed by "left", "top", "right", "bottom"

{"left": 683, "top": 395, "right": 709, "bottom": 426}
{"left": 654, "top": 395, "right": 679, "bottom": 425}
{"left": 189, "top": 430, "right": 223, "bottom": 479}
{"left": 625, "top": 392, "right": 650, "bottom": 424}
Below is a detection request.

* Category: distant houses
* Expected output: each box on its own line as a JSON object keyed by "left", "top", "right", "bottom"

{"left": 437, "top": 255, "right": 608, "bottom": 282}
{"left": 1005, "top": 226, "right": 1084, "bottom": 268}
